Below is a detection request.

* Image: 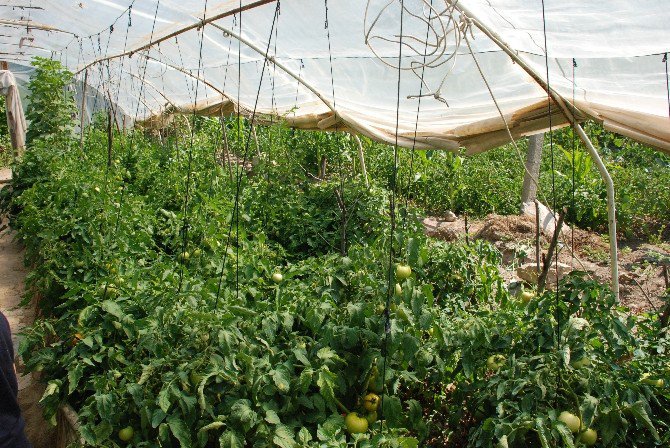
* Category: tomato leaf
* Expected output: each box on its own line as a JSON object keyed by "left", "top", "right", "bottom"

{"left": 297, "top": 427, "right": 312, "bottom": 444}
{"left": 157, "top": 386, "right": 171, "bottom": 413}
{"left": 199, "top": 421, "right": 225, "bottom": 432}
{"left": 580, "top": 394, "right": 599, "bottom": 427}
{"left": 151, "top": 409, "right": 166, "bottom": 428}
{"left": 265, "top": 410, "right": 281, "bottom": 425}
{"left": 230, "top": 399, "right": 258, "bottom": 432}
{"left": 101, "top": 299, "right": 125, "bottom": 320}
{"left": 554, "top": 423, "right": 576, "bottom": 448}
{"left": 626, "top": 401, "right": 659, "bottom": 441}
{"left": 272, "top": 367, "right": 291, "bottom": 393}
{"left": 167, "top": 414, "right": 192, "bottom": 448}
{"left": 317, "top": 368, "right": 337, "bottom": 407}
{"left": 273, "top": 424, "right": 296, "bottom": 448}
{"left": 67, "top": 363, "right": 84, "bottom": 395}
{"left": 534, "top": 417, "right": 550, "bottom": 448}
{"left": 219, "top": 430, "right": 244, "bottom": 448}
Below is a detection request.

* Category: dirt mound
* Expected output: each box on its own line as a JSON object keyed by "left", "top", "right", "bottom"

{"left": 475, "top": 214, "right": 542, "bottom": 243}
{"left": 424, "top": 211, "right": 668, "bottom": 314}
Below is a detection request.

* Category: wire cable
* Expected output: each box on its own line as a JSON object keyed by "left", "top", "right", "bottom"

{"left": 381, "top": 0, "right": 405, "bottom": 433}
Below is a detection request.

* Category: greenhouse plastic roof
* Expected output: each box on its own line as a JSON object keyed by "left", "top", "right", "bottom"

{"left": 0, "top": 0, "right": 669, "bottom": 153}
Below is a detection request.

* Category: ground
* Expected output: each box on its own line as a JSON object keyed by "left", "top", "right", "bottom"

{"left": 0, "top": 168, "right": 55, "bottom": 448}
{"left": 424, "top": 212, "right": 669, "bottom": 314}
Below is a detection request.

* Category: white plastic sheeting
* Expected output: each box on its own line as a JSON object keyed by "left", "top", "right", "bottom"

{"left": 0, "top": 0, "right": 668, "bottom": 153}
{"left": 0, "top": 70, "right": 26, "bottom": 152}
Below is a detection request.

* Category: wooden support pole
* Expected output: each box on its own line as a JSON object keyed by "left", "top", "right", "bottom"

{"left": 521, "top": 133, "right": 544, "bottom": 207}
{"left": 535, "top": 200, "right": 541, "bottom": 273}
{"left": 353, "top": 135, "right": 369, "bottom": 188}
{"left": 538, "top": 210, "right": 566, "bottom": 292}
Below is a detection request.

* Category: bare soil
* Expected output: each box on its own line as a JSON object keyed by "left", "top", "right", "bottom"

{"left": 424, "top": 213, "right": 669, "bottom": 314}
{"left": 0, "top": 170, "right": 56, "bottom": 448}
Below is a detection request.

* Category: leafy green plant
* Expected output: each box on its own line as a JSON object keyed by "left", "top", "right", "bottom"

{"left": 25, "top": 57, "right": 77, "bottom": 144}
{"left": 8, "top": 78, "right": 670, "bottom": 448}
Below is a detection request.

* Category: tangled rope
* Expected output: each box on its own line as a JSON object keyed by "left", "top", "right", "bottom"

{"left": 364, "top": 0, "right": 472, "bottom": 106}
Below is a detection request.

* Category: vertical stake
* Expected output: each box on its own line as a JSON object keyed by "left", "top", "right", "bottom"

{"left": 79, "top": 69, "right": 89, "bottom": 154}
{"left": 106, "top": 109, "right": 113, "bottom": 167}
{"left": 535, "top": 200, "right": 541, "bottom": 273}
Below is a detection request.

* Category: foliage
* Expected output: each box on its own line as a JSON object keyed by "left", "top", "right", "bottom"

{"left": 6, "top": 113, "right": 668, "bottom": 448}
{"left": 24, "top": 57, "right": 77, "bottom": 144}
{"left": 362, "top": 125, "right": 670, "bottom": 239}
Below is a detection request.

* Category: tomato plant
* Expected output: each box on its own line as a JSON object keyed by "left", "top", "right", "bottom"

{"left": 5, "top": 59, "right": 669, "bottom": 448}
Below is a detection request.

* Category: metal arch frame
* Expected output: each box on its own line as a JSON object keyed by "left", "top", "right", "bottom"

{"left": 74, "top": 0, "right": 278, "bottom": 75}
{"left": 445, "top": 0, "right": 620, "bottom": 300}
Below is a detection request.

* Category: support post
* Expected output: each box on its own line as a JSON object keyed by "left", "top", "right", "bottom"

{"left": 574, "top": 124, "right": 619, "bottom": 300}
{"left": 535, "top": 200, "right": 541, "bottom": 273}
{"left": 521, "top": 133, "right": 544, "bottom": 208}
{"left": 353, "top": 135, "right": 369, "bottom": 187}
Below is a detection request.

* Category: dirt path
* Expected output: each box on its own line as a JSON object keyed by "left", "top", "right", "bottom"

{"left": 0, "top": 169, "right": 55, "bottom": 448}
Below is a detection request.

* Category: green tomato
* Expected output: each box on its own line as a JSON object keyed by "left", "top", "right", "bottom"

{"left": 118, "top": 426, "right": 134, "bottom": 442}
{"left": 272, "top": 272, "right": 283, "bottom": 283}
{"left": 394, "top": 283, "right": 402, "bottom": 296}
{"left": 100, "top": 283, "right": 118, "bottom": 299}
{"left": 578, "top": 428, "right": 597, "bottom": 446}
{"left": 365, "top": 411, "right": 378, "bottom": 425}
{"left": 558, "top": 411, "right": 581, "bottom": 433}
{"left": 363, "top": 393, "right": 380, "bottom": 412}
{"left": 344, "top": 412, "right": 369, "bottom": 434}
{"left": 520, "top": 291, "right": 535, "bottom": 304}
{"left": 570, "top": 357, "right": 591, "bottom": 369}
{"left": 486, "top": 354, "right": 505, "bottom": 371}
{"left": 641, "top": 373, "right": 664, "bottom": 387}
{"left": 396, "top": 264, "right": 411, "bottom": 280}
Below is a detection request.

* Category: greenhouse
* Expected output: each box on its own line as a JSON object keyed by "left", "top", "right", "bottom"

{"left": 0, "top": 0, "right": 669, "bottom": 447}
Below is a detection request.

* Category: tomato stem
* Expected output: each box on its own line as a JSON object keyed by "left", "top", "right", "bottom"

{"left": 333, "top": 397, "right": 350, "bottom": 414}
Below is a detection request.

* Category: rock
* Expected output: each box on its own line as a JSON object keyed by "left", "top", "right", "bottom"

{"left": 516, "top": 262, "right": 573, "bottom": 286}
{"left": 444, "top": 211, "right": 457, "bottom": 222}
